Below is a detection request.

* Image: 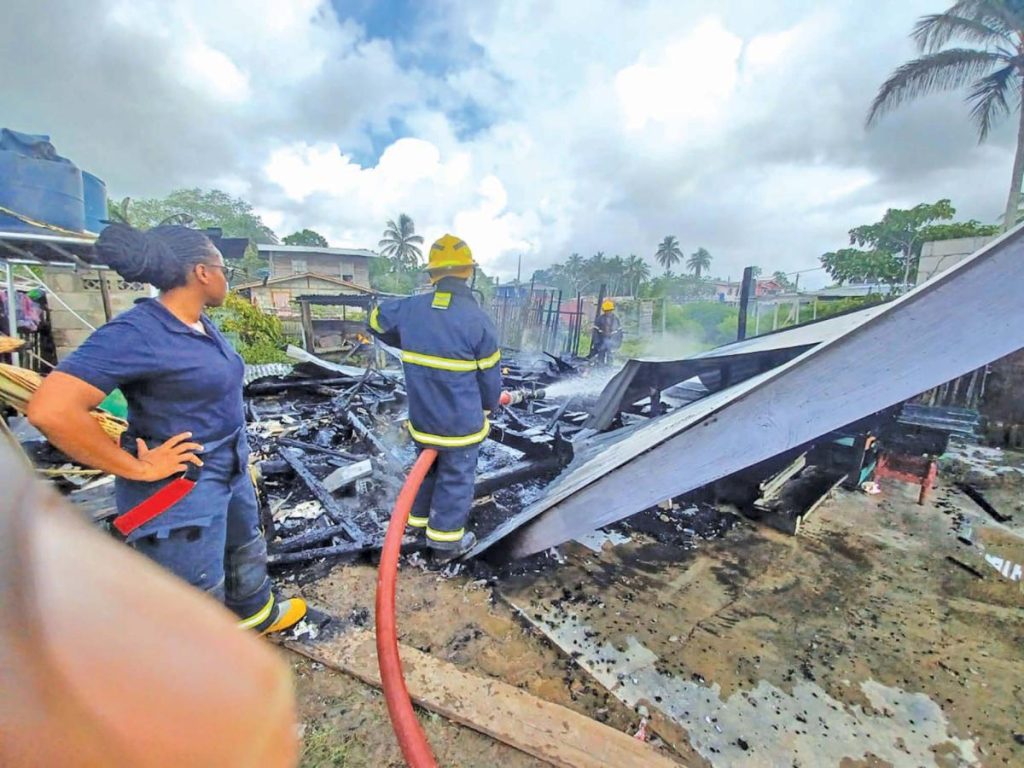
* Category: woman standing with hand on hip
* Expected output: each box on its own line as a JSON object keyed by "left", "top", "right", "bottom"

{"left": 28, "top": 224, "right": 305, "bottom": 635}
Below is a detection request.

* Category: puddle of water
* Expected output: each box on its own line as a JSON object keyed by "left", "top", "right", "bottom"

{"left": 511, "top": 603, "right": 979, "bottom": 767}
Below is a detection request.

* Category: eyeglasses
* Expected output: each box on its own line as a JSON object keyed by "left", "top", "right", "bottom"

{"left": 202, "top": 263, "right": 237, "bottom": 282}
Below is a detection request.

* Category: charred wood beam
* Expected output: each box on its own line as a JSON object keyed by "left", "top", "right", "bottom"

{"left": 268, "top": 535, "right": 423, "bottom": 565}
{"left": 246, "top": 376, "right": 358, "bottom": 394}
{"left": 487, "top": 423, "right": 558, "bottom": 459}
{"left": 474, "top": 456, "right": 563, "bottom": 498}
{"left": 341, "top": 408, "right": 403, "bottom": 469}
{"left": 957, "top": 483, "right": 1012, "bottom": 523}
{"left": 276, "top": 438, "right": 368, "bottom": 463}
{"left": 277, "top": 449, "right": 367, "bottom": 544}
{"left": 271, "top": 522, "right": 361, "bottom": 553}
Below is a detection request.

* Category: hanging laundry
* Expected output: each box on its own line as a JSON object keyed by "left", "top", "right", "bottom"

{"left": 0, "top": 288, "right": 44, "bottom": 331}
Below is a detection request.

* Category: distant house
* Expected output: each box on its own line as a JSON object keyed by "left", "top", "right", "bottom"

{"left": 256, "top": 244, "right": 377, "bottom": 289}
{"left": 712, "top": 278, "right": 784, "bottom": 303}
{"left": 234, "top": 273, "right": 374, "bottom": 318}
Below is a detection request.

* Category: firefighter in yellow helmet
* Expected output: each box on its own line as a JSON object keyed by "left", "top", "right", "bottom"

{"left": 368, "top": 234, "right": 502, "bottom": 561}
{"left": 592, "top": 298, "right": 622, "bottom": 366}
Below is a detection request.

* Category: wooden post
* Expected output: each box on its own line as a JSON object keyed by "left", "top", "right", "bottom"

{"left": 4, "top": 261, "right": 18, "bottom": 367}
{"left": 97, "top": 269, "right": 113, "bottom": 322}
{"left": 299, "top": 299, "right": 315, "bottom": 352}
{"left": 736, "top": 266, "right": 754, "bottom": 340}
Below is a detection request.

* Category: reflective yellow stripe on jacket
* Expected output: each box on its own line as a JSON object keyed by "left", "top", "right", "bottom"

{"left": 369, "top": 306, "right": 384, "bottom": 333}
{"left": 400, "top": 349, "right": 501, "bottom": 372}
{"left": 407, "top": 419, "right": 490, "bottom": 447}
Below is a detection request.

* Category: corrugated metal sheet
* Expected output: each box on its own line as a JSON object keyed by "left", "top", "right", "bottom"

{"left": 473, "top": 224, "right": 1024, "bottom": 560}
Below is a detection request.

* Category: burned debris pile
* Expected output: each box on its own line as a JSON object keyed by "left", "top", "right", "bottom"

{"left": 244, "top": 349, "right": 594, "bottom": 570}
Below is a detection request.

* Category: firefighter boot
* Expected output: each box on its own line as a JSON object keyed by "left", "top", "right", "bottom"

{"left": 428, "top": 531, "right": 476, "bottom": 563}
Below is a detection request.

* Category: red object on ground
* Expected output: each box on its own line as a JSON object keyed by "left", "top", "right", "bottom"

{"left": 376, "top": 448, "right": 439, "bottom": 768}
{"left": 499, "top": 391, "right": 512, "bottom": 406}
{"left": 112, "top": 467, "right": 200, "bottom": 536}
{"left": 875, "top": 453, "right": 938, "bottom": 505}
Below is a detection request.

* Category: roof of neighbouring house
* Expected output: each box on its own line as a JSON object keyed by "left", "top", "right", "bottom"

{"left": 256, "top": 244, "right": 378, "bottom": 259}
{"left": 233, "top": 272, "right": 376, "bottom": 294}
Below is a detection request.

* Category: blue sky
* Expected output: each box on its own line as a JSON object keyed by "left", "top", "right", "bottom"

{"left": 3, "top": 0, "right": 1016, "bottom": 285}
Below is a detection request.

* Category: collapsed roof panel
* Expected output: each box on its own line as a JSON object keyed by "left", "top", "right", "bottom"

{"left": 585, "top": 303, "right": 887, "bottom": 430}
{"left": 472, "top": 226, "right": 1024, "bottom": 560}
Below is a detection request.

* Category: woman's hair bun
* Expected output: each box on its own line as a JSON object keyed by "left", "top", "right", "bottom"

{"left": 95, "top": 223, "right": 205, "bottom": 290}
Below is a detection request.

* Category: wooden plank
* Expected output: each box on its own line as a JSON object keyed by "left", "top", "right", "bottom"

{"left": 476, "top": 224, "right": 1024, "bottom": 559}
{"left": 322, "top": 458, "right": 373, "bottom": 493}
{"left": 283, "top": 628, "right": 683, "bottom": 768}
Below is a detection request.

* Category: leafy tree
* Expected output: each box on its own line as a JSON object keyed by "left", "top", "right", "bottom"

{"left": 106, "top": 196, "right": 194, "bottom": 228}
{"left": 378, "top": 214, "right": 424, "bottom": 270}
{"left": 129, "top": 188, "right": 278, "bottom": 243}
{"left": 919, "top": 219, "right": 999, "bottom": 240}
{"left": 867, "top": 1, "right": 1024, "bottom": 230}
{"left": 209, "top": 293, "right": 288, "bottom": 364}
{"left": 772, "top": 270, "right": 796, "bottom": 290}
{"left": 369, "top": 256, "right": 420, "bottom": 294}
{"left": 849, "top": 199, "right": 956, "bottom": 285}
{"left": 820, "top": 248, "right": 905, "bottom": 287}
{"left": 283, "top": 228, "right": 328, "bottom": 247}
{"left": 750, "top": 266, "right": 763, "bottom": 278}
{"left": 655, "top": 236, "right": 683, "bottom": 273}
{"left": 686, "top": 247, "right": 712, "bottom": 277}
{"left": 820, "top": 199, "right": 981, "bottom": 288}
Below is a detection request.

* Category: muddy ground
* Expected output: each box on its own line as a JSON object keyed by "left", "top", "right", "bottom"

{"left": 284, "top": 467, "right": 1024, "bottom": 767}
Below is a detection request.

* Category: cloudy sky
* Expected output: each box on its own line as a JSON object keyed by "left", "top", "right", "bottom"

{"left": 3, "top": 0, "right": 1016, "bottom": 286}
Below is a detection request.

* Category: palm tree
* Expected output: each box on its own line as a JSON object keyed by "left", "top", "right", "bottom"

{"left": 608, "top": 254, "right": 626, "bottom": 295}
{"left": 624, "top": 254, "right": 651, "bottom": 296}
{"left": 867, "top": 1, "right": 1024, "bottom": 230}
{"left": 655, "top": 236, "right": 683, "bottom": 273}
{"left": 378, "top": 214, "right": 424, "bottom": 269}
{"left": 563, "top": 253, "right": 585, "bottom": 292}
{"left": 686, "top": 247, "right": 712, "bottom": 278}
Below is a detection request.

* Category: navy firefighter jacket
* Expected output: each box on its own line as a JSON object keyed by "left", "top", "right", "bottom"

{"left": 368, "top": 277, "right": 502, "bottom": 449}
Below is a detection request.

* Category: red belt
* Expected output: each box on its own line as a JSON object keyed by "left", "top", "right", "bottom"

{"left": 113, "top": 464, "right": 202, "bottom": 537}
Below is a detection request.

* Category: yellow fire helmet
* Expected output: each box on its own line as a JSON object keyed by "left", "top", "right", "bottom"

{"left": 602, "top": 299, "right": 615, "bottom": 312}
{"left": 425, "top": 233, "right": 477, "bottom": 272}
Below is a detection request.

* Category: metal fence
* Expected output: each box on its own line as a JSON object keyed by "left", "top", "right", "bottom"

{"left": 489, "top": 288, "right": 593, "bottom": 356}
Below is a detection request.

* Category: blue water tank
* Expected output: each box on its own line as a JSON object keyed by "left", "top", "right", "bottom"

{"left": 0, "top": 150, "right": 85, "bottom": 234}
{"left": 82, "top": 171, "right": 108, "bottom": 233}
{"left": 0, "top": 129, "right": 86, "bottom": 234}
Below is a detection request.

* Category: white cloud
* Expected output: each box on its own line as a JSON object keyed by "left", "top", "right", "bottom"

{"left": 616, "top": 18, "right": 743, "bottom": 133}
{"left": 3, "top": 0, "right": 1016, "bottom": 285}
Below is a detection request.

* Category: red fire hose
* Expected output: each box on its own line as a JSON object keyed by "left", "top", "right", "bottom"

{"left": 376, "top": 448, "right": 439, "bottom": 768}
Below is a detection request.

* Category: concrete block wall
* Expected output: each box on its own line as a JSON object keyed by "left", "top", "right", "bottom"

{"left": 41, "top": 268, "right": 149, "bottom": 360}
{"left": 917, "top": 236, "right": 995, "bottom": 285}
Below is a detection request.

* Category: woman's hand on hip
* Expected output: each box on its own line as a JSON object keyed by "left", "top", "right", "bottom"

{"left": 134, "top": 433, "right": 204, "bottom": 482}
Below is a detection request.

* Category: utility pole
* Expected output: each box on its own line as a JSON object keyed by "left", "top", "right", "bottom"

{"left": 736, "top": 266, "right": 754, "bottom": 341}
